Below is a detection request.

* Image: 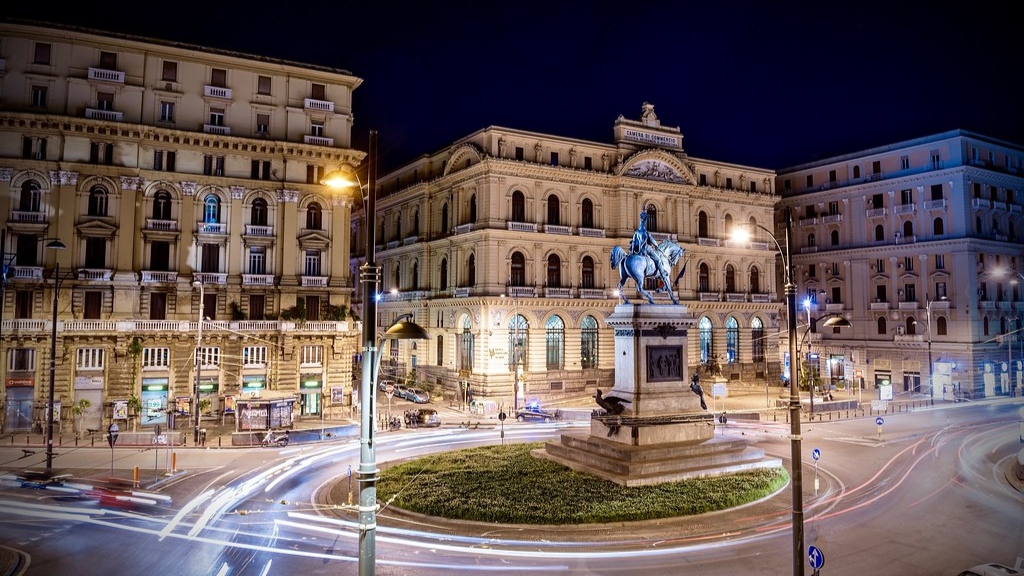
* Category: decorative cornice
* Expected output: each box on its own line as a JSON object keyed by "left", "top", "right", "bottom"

{"left": 120, "top": 176, "right": 143, "bottom": 191}
{"left": 0, "top": 167, "right": 12, "bottom": 182}
{"left": 278, "top": 189, "right": 300, "bottom": 203}
{"left": 50, "top": 171, "right": 78, "bottom": 186}
{"left": 180, "top": 181, "right": 198, "bottom": 196}
{"left": 230, "top": 186, "right": 245, "bottom": 199}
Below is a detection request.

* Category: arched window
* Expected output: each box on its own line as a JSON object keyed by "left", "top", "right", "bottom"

{"left": 441, "top": 202, "right": 449, "bottom": 234}
{"left": 509, "top": 314, "right": 529, "bottom": 370}
{"left": 580, "top": 315, "right": 598, "bottom": 369}
{"left": 983, "top": 316, "right": 990, "bottom": 336}
{"left": 933, "top": 218, "right": 944, "bottom": 235}
{"left": 467, "top": 254, "right": 476, "bottom": 286}
{"left": 510, "top": 251, "right": 526, "bottom": 286}
{"left": 547, "top": 194, "right": 560, "bottom": 226}
{"left": 411, "top": 261, "right": 419, "bottom": 290}
{"left": 19, "top": 180, "right": 42, "bottom": 212}
{"left": 439, "top": 258, "right": 448, "bottom": 290}
{"left": 545, "top": 315, "right": 565, "bottom": 370}
{"left": 251, "top": 198, "right": 268, "bottom": 226}
{"left": 725, "top": 316, "right": 739, "bottom": 363}
{"left": 877, "top": 316, "right": 887, "bottom": 335}
{"left": 511, "top": 191, "right": 525, "bottom": 222}
{"left": 853, "top": 165, "right": 861, "bottom": 178}
{"left": 1000, "top": 316, "right": 1008, "bottom": 334}
{"left": 725, "top": 264, "right": 736, "bottom": 293}
{"left": 698, "top": 263, "right": 710, "bottom": 292}
{"left": 749, "top": 266, "right": 761, "bottom": 294}
{"left": 697, "top": 211, "right": 709, "bottom": 238}
{"left": 699, "top": 316, "right": 713, "bottom": 363}
{"left": 751, "top": 317, "right": 764, "bottom": 364}
{"left": 831, "top": 230, "right": 840, "bottom": 246}
{"left": 937, "top": 316, "right": 947, "bottom": 336}
{"left": 153, "top": 190, "right": 172, "bottom": 220}
{"left": 306, "top": 201, "right": 322, "bottom": 230}
{"left": 459, "top": 316, "right": 473, "bottom": 371}
{"left": 646, "top": 204, "right": 658, "bottom": 232}
{"left": 203, "top": 194, "right": 220, "bottom": 223}
{"left": 807, "top": 233, "right": 816, "bottom": 248}
{"left": 581, "top": 198, "right": 594, "bottom": 229}
{"left": 875, "top": 225, "right": 884, "bottom": 242}
{"left": 392, "top": 265, "right": 400, "bottom": 291}
{"left": 88, "top": 185, "right": 108, "bottom": 217}
{"left": 547, "top": 254, "right": 561, "bottom": 287}
{"left": 469, "top": 194, "right": 477, "bottom": 223}
{"left": 581, "top": 256, "right": 595, "bottom": 289}
{"left": 724, "top": 214, "right": 733, "bottom": 237}
{"left": 436, "top": 335, "right": 444, "bottom": 367}
{"left": 975, "top": 215, "right": 982, "bottom": 233}
{"left": 903, "top": 220, "right": 914, "bottom": 238}
{"left": 412, "top": 207, "right": 420, "bottom": 236}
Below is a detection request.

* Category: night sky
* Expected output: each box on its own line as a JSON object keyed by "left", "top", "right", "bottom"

{"left": 7, "top": 2, "right": 1023, "bottom": 175}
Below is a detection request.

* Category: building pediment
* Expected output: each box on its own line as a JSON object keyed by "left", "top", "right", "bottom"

{"left": 76, "top": 218, "right": 118, "bottom": 237}
{"left": 620, "top": 150, "right": 694, "bottom": 185}
{"left": 297, "top": 230, "right": 331, "bottom": 249}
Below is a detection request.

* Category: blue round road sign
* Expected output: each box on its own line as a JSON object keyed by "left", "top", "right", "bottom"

{"left": 808, "top": 545, "right": 824, "bottom": 570}
{"left": 875, "top": 416, "right": 884, "bottom": 425}
{"left": 811, "top": 448, "right": 820, "bottom": 461}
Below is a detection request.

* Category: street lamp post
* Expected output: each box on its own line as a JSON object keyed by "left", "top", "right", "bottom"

{"left": 322, "top": 129, "right": 428, "bottom": 576}
{"left": 43, "top": 239, "right": 68, "bottom": 476}
{"left": 733, "top": 206, "right": 805, "bottom": 576}
{"left": 192, "top": 280, "right": 204, "bottom": 444}
{"left": 993, "top": 268, "right": 1024, "bottom": 397}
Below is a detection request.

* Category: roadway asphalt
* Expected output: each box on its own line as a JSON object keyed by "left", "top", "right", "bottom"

{"left": 1, "top": 385, "right": 1020, "bottom": 576}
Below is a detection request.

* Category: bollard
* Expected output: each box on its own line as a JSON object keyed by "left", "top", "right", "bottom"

{"left": 133, "top": 466, "right": 140, "bottom": 488}
{"left": 172, "top": 452, "right": 177, "bottom": 473}
{"left": 218, "top": 436, "right": 222, "bottom": 448}
{"left": 75, "top": 437, "right": 78, "bottom": 447}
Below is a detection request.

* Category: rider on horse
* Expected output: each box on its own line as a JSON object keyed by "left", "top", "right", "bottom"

{"left": 629, "top": 210, "right": 668, "bottom": 289}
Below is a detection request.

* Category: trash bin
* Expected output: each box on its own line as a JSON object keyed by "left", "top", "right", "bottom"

{"left": 199, "top": 428, "right": 207, "bottom": 446}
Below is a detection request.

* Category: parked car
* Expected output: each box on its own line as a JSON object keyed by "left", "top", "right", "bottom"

{"left": 405, "top": 388, "right": 430, "bottom": 404}
{"left": 378, "top": 379, "right": 396, "bottom": 393}
{"left": 404, "top": 408, "right": 441, "bottom": 428}
{"left": 956, "top": 561, "right": 1024, "bottom": 576}
{"left": 393, "top": 384, "right": 409, "bottom": 399}
{"left": 515, "top": 406, "right": 558, "bottom": 422}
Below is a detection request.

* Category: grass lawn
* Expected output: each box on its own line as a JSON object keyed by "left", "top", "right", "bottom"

{"left": 377, "top": 442, "right": 788, "bottom": 524}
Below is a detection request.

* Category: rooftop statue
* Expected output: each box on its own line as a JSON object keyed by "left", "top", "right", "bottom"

{"left": 610, "top": 208, "right": 686, "bottom": 304}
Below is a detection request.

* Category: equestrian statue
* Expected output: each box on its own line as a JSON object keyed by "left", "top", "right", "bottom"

{"left": 610, "top": 208, "right": 687, "bottom": 305}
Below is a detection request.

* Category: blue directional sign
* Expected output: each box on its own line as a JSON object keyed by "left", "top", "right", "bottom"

{"left": 811, "top": 448, "right": 821, "bottom": 461}
{"left": 808, "top": 545, "right": 825, "bottom": 570}
{"left": 875, "top": 416, "right": 885, "bottom": 426}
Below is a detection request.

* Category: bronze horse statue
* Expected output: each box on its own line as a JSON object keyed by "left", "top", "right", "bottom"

{"left": 610, "top": 239, "right": 686, "bottom": 304}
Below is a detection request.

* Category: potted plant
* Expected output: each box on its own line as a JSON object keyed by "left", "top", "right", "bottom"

{"left": 70, "top": 398, "right": 92, "bottom": 438}
{"left": 127, "top": 393, "right": 142, "bottom": 432}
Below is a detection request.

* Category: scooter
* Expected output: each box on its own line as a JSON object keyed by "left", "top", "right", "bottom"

{"left": 261, "top": 430, "right": 290, "bottom": 448}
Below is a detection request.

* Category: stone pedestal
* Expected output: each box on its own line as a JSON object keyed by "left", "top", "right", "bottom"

{"left": 539, "top": 304, "right": 781, "bottom": 486}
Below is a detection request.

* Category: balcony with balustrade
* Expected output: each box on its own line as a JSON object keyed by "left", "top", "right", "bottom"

{"left": 146, "top": 219, "right": 178, "bottom": 231}
{"left": 85, "top": 109, "right": 123, "bottom": 122}
{"left": 507, "top": 222, "right": 538, "bottom": 233}
{"left": 203, "top": 85, "right": 232, "bottom": 100}
{"left": 301, "top": 276, "right": 328, "bottom": 287}
{"left": 194, "top": 272, "right": 227, "bottom": 285}
{"left": 197, "top": 222, "right": 227, "bottom": 235}
{"left": 544, "top": 287, "right": 572, "bottom": 298}
{"left": 924, "top": 199, "right": 947, "bottom": 211}
{"left": 579, "top": 288, "right": 606, "bottom": 299}
{"left": 203, "top": 125, "right": 231, "bottom": 135}
{"left": 577, "top": 227, "right": 605, "bottom": 238}
{"left": 7, "top": 266, "right": 43, "bottom": 281}
{"left": 866, "top": 207, "right": 887, "bottom": 218}
{"left": 88, "top": 68, "right": 125, "bottom": 84}
{"left": 10, "top": 211, "right": 46, "bottom": 223}
{"left": 78, "top": 268, "right": 112, "bottom": 281}
{"left": 544, "top": 224, "right": 571, "bottom": 235}
{"left": 242, "top": 274, "right": 275, "bottom": 286}
{"left": 303, "top": 98, "right": 334, "bottom": 113}
{"left": 303, "top": 135, "right": 334, "bottom": 146}
{"left": 243, "top": 225, "right": 274, "bottom": 237}
{"left": 141, "top": 271, "right": 177, "bottom": 283}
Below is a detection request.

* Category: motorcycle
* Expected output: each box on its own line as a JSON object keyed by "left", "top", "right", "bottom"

{"left": 261, "top": 430, "right": 290, "bottom": 448}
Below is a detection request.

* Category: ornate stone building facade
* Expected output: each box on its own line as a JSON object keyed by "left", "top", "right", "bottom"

{"left": 0, "top": 21, "right": 363, "bottom": 433}
{"left": 777, "top": 130, "right": 1024, "bottom": 401}
{"left": 359, "top": 103, "right": 782, "bottom": 408}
